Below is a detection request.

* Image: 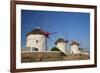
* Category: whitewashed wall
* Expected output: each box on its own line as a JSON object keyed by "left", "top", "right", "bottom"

{"left": 70, "top": 45, "right": 79, "bottom": 54}
{"left": 56, "top": 42, "right": 67, "bottom": 54}
{"left": 26, "top": 34, "right": 46, "bottom": 51}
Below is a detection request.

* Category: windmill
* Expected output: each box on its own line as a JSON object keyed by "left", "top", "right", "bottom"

{"left": 63, "top": 32, "right": 81, "bottom": 53}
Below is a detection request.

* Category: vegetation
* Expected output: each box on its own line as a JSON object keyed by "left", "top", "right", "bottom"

{"left": 51, "top": 47, "right": 60, "bottom": 51}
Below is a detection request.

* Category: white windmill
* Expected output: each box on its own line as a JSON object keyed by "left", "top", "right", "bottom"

{"left": 64, "top": 33, "right": 80, "bottom": 54}
{"left": 70, "top": 40, "right": 80, "bottom": 54}
{"left": 55, "top": 38, "right": 68, "bottom": 54}
{"left": 26, "top": 27, "right": 56, "bottom": 51}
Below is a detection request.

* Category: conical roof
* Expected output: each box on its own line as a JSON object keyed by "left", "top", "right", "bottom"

{"left": 71, "top": 41, "right": 79, "bottom": 45}
{"left": 27, "top": 27, "right": 46, "bottom": 36}
{"left": 55, "top": 38, "right": 67, "bottom": 45}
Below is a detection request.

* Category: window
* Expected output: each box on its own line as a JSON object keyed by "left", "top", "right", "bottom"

{"left": 32, "top": 47, "right": 38, "bottom": 51}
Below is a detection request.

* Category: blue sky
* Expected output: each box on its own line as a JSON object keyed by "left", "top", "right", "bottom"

{"left": 21, "top": 10, "right": 90, "bottom": 51}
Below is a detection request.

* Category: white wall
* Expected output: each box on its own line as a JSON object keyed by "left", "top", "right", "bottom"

{"left": 70, "top": 45, "right": 79, "bottom": 54}
{"left": 26, "top": 34, "right": 46, "bottom": 51}
{"left": 56, "top": 42, "right": 67, "bottom": 54}
{"left": 0, "top": 0, "right": 100, "bottom": 73}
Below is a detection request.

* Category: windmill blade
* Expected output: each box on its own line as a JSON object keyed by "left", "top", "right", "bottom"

{"left": 64, "top": 33, "right": 68, "bottom": 41}
{"left": 44, "top": 31, "right": 57, "bottom": 50}
{"left": 44, "top": 31, "right": 56, "bottom": 36}
{"left": 46, "top": 32, "right": 57, "bottom": 38}
{"left": 48, "top": 36, "right": 54, "bottom": 41}
{"left": 49, "top": 32, "right": 57, "bottom": 34}
{"left": 57, "top": 33, "right": 64, "bottom": 38}
{"left": 78, "top": 40, "right": 83, "bottom": 48}
{"left": 64, "top": 32, "right": 74, "bottom": 43}
{"left": 66, "top": 32, "right": 77, "bottom": 42}
{"left": 47, "top": 32, "right": 57, "bottom": 35}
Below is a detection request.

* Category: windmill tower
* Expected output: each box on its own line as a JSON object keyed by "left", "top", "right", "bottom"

{"left": 26, "top": 27, "right": 47, "bottom": 51}
{"left": 70, "top": 41, "right": 80, "bottom": 54}
{"left": 55, "top": 38, "right": 68, "bottom": 54}
{"left": 26, "top": 27, "right": 56, "bottom": 51}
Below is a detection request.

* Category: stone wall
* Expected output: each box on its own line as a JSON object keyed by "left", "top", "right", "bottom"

{"left": 21, "top": 52, "right": 90, "bottom": 63}
{"left": 21, "top": 51, "right": 62, "bottom": 62}
{"left": 62, "top": 54, "right": 90, "bottom": 60}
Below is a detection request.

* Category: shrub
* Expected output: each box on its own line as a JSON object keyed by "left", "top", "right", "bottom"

{"left": 51, "top": 47, "right": 60, "bottom": 51}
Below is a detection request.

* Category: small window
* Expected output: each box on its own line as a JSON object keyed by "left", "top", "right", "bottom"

{"left": 35, "top": 48, "right": 38, "bottom": 51}
{"left": 36, "top": 40, "right": 39, "bottom": 43}
{"left": 32, "top": 47, "right": 38, "bottom": 51}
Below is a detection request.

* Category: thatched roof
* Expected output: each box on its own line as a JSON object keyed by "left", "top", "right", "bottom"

{"left": 27, "top": 27, "right": 46, "bottom": 36}
{"left": 55, "top": 38, "right": 68, "bottom": 45}
{"left": 71, "top": 41, "right": 79, "bottom": 45}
